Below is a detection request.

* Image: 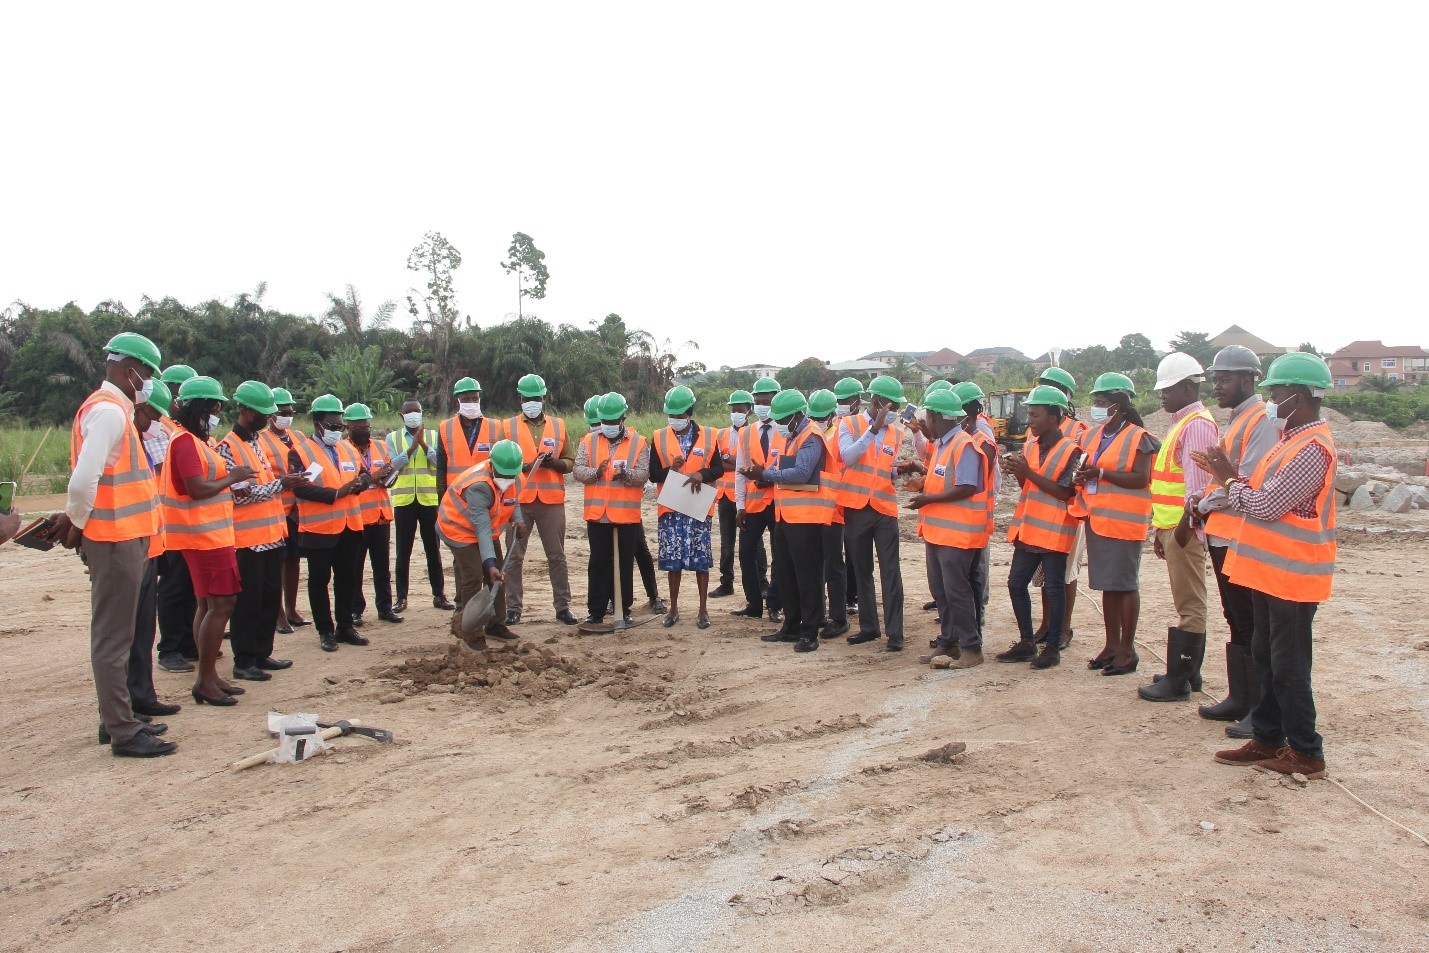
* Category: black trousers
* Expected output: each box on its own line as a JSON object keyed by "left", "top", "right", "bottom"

{"left": 232, "top": 548, "right": 283, "bottom": 668}
{"left": 771, "top": 520, "right": 825, "bottom": 642}
{"left": 1250, "top": 591, "right": 1323, "bottom": 760}
{"left": 155, "top": 549, "right": 197, "bottom": 658}
{"left": 353, "top": 522, "right": 394, "bottom": 617}
{"left": 1209, "top": 544, "right": 1254, "bottom": 647}
{"left": 126, "top": 556, "right": 160, "bottom": 707}
{"left": 820, "top": 523, "right": 848, "bottom": 625}
{"left": 738, "top": 505, "right": 778, "bottom": 614}
{"left": 394, "top": 501, "right": 444, "bottom": 600}
{"left": 633, "top": 527, "right": 658, "bottom": 601}
{"left": 717, "top": 497, "right": 738, "bottom": 588}
{"left": 304, "top": 530, "right": 363, "bottom": 636}
{"left": 587, "top": 521, "right": 641, "bottom": 618}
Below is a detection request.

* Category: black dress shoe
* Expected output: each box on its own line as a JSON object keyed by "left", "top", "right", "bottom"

{"left": 233, "top": 665, "right": 272, "bottom": 681}
{"left": 729, "top": 606, "right": 763, "bottom": 618}
{"left": 769, "top": 609, "right": 784, "bottom": 624}
{"left": 761, "top": 630, "right": 797, "bottom": 643}
{"left": 158, "top": 653, "right": 194, "bottom": 673}
{"left": 289, "top": 616, "right": 312, "bottom": 627}
{"left": 99, "top": 721, "right": 168, "bottom": 744}
{"left": 111, "top": 731, "right": 178, "bottom": 757}
{"left": 378, "top": 610, "right": 404, "bottom": 623}
{"left": 319, "top": 632, "right": 339, "bottom": 652}
{"left": 433, "top": 595, "right": 456, "bottom": 611}
{"left": 505, "top": 609, "right": 521, "bottom": 625}
{"left": 350, "top": 614, "right": 366, "bottom": 628}
{"left": 820, "top": 620, "right": 849, "bottom": 640}
{"left": 582, "top": 614, "right": 606, "bottom": 626}
{"left": 709, "top": 584, "right": 736, "bottom": 598}
{"left": 191, "top": 687, "right": 237, "bottom": 706}
{"left": 132, "top": 699, "right": 182, "bottom": 717}
{"left": 847, "top": 631, "right": 881, "bottom": 645}
{"left": 922, "top": 600, "right": 937, "bottom": 611}
{"left": 257, "top": 657, "right": 292, "bottom": 670}
{"left": 392, "top": 598, "right": 408, "bottom": 613}
{"left": 337, "top": 629, "right": 370, "bottom": 646}
{"left": 556, "top": 609, "right": 580, "bottom": 625}
{"left": 793, "top": 638, "right": 819, "bottom": 653}
{"left": 883, "top": 639, "right": 904, "bottom": 652}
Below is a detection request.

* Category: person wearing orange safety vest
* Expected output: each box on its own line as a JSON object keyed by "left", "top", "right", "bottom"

{"left": 339, "top": 402, "right": 402, "bottom": 630}
{"left": 1139, "top": 352, "right": 1219, "bottom": 703}
{"left": 946, "top": 382, "right": 1000, "bottom": 627}
{"left": 804, "top": 389, "right": 851, "bottom": 640}
{"left": 731, "top": 377, "right": 784, "bottom": 623}
{"left": 996, "top": 385, "right": 1085, "bottom": 671}
{"left": 435, "top": 376, "right": 502, "bottom": 495}
{"left": 437, "top": 440, "right": 527, "bottom": 648}
{"left": 573, "top": 392, "right": 650, "bottom": 626}
{"left": 153, "top": 363, "right": 200, "bottom": 673}
{"left": 711, "top": 390, "right": 752, "bottom": 601}
{"left": 1207, "top": 352, "right": 1338, "bottom": 781}
{"left": 909, "top": 390, "right": 989, "bottom": 669}
{"left": 501, "top": 374, "right": 578, "bottom": 626}
{"left": 1032, "top": 366, "right": 1088, "bottom": 651}
{"left": 258, "top": 386, "right": 311, "bottom": 634}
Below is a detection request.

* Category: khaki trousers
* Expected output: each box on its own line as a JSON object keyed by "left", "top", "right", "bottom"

{"left": 503, "top": 500, "right": 571, "bottom": 613}
{"left": 82, "top": 536, "right": 150, "bottom": 745}
{"left": 1158, "top": 527, "right": 1208, "bottom": 633}
{"left": 447, "top": 539, "right": 505, "bottom": 636}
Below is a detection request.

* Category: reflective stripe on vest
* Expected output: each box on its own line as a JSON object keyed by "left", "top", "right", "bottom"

{"left": 1061, "top": 417, "right": 1089, "bottom": 443}
{"left": 836, "top": 414, "right": 903, "bottom": 516}
{"left": 740, "top": 423, "right": 774, "bottom": 514}
{"left": 437, "top": 461, "right": 522, "bottom": 545}
{"left": 160, "top": 430, "right": 236, "bottom": 550}
{"left": 293, "top": 436, "right": 365, "bottom": 534}
{"left": 70, "top": 389, "right": 160, "bottom": 544}
{"left": 653, "top": 425, "right": 715, "bottom": 517}
{"left": 220, "top": 432, "right": 286, "bottom": 549}
{"left": 1150, "top": 408, "right": 1215, "bottom": 529}
{"left": 257, "top": 427, "right": 302, "bottom": 516}
{"left": 773, "top": 423, "right": 836, "bottom": 525}
{"left": 968, "top": 427, "right": 998, "bottom": 533}
{"left": 440, "top": 416, "right": 502, "bottom": 483}
{"left": 349, "top": 437, "right": 395, "bottom": 526}
{"left": 506, "top": 415, "right": 568, "bottom": 504}
{"left": 581, "top": 431, "right": 647, "bottom": 524}
{"left": 1006, "top": 435, "right": 1079, "bottom": 553}
{"left": 391, "top": 429, "right": 438, "bottom": 507}
{"left": 1222, "top": 425, "right": 1336, "bottom": 602}
{"left": 1204, "top": 403, "right": 1271, "bottom": 543}
{"left": 919, "top": 430, "right": 991, "bottom": 548}
{"left": 819, "top": 423, "right": 847, "bottom": 525}
{"left": 715, "top": 427, "right": 738, "bottom": 502}
{"left": 1068, "top": 422, "right": 1153, "bottom": 541}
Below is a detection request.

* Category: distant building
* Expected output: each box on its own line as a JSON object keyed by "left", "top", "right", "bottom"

{"left": 965, "top": 346, "right": 1029, "bottom": 373}
{"left": 921, "top": 347, "right": 965, "bottom": 377}
{"left": 1209, "top": 325, "right": 1291, "bottom": 363}
{"left": 733, "top": 362, "right": 783, "bottom": 379}
{"left": 1328, "top": 340, "right": 1429, "bottom": 388}
{"left": 826, "top": 359, "right": 896, "bottom": 383}
{"left": 859, "top": 349, "right": 935, "bottom": 366}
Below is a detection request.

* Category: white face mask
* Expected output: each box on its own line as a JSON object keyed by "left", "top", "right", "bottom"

{"left": 494, "top": 476, "right": 516, "bottom": 491}
{"left": 1266, "top": 394, "right": 1296, "bottom": 432}
{"left": 207, "top": 414, "right": 221, "bottom": 432}
{"left": 1089, "top": 406, "right": 1109, "bottom": 423}
{"left": 402, "top": 412, "right": 423, "bottom": 428}
{"left": 321, "top": 427, "right": 342, "bottom": 447}
{"left": 521, "top": 401, "right": 543, "bottom": 419}
{"left": 753, "top": 404, "right": 771, "bottom": 421}
{"left": 458, "top": 402, "right": 482, "bottom": 420}
{"left": 774, "top": 421, "right": 792, "bottom": 438}
{"left": 144, "top": 419, "right": 161, "bottom": 438}
{"left": 600, "top": 423, "right": 622, "bottom": 439}
{"left": 668, "top": 416, "right": 690, "bottom": 432}
{"left": 273, "top": 415, "right": 293, "bottom": 431}
{"left": 131, "top": 371, "right": 154, "bottom": 405}
{"left": 834, "top": 405, "right": 853, "bottom": 418}
{"left": 882, "top": 410, "right": 899, "bottom": 426}
{"left": 729, "top": 411, "right": 748, "bottom": 427}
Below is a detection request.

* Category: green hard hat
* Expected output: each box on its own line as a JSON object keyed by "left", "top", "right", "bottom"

{"left": 177, "top": 375, "right": 226, "bottom": 403}
{"left": 310, "top": 393, "right": 344, "bottom": 414}
{"left": 1090, "top": 372, "right": 1136, "bottom": 396}
{"left": 727, "top": 389, "right": 754, "bottom": 406}
{"left": 146, "top": 379, "right": 173, "bottom": 418}
{"left": 833, "top": 377, "right": 866, "bottom": 400}
{"left": 1025, "top": 384, "right": 1071, "bottom": 411}
{"left": 769, "top": 389, "right": 808, "bottom": 422}
{"left": 1037, "top": 367, "right": 1077, "bottom": 393}
{"left": 583, "top": 395, "right": 602, "bottom": 427}
{"left": 517, "top": 373, "right": 547, "bottom": 398}
{"left": 270, "top": 386, "right": 295, "bottom": 407}
{"left": 1262, "top": 352, "right": 1333, "bottom": 391}
{"left": 924, "top": 389, "right": 968, "bottom": 418}
{"left": 233, "top": 380, "right": 278, "bottom": 414}
{"left": 925, "top": 379, "right": 953, "bottom": 395}
{"left": 104, "top": 332, "right": 162, "bottom": 374}
{"left": 867, "top": 375, "right": 906, "bottom": 403}
{"left": 342, "top": 402, "right": 373, "bottom": 422}
{"left": 489, "top": 439, "right": 524, "bottom": 477}
{"left": 597, "top": 392, "right": 629, "bottom": 421}
{"left": 453, "top": 377, "right": 481, "bottom": 396}
{"left": 807, "top": 389, "right": 838, "bottom": 418}
{"left": 160, "top": 364, "right": 196, "bottom": 385}
{"left": 663, "top": 385, "right": 696, "bottom": 415}
{"left": 952, "top": 381, "right": 986, "bottom": 404}
{"left": 752, "top": 376, "right": 781, "bottom": 395}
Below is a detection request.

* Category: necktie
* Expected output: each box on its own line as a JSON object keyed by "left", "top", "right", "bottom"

{"left": 760, "top": 423, "right": 771, "bottom": 459}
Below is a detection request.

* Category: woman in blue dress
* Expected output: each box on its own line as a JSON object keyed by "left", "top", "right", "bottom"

{"left": 649, "top": 386, "right": 726, "bottom": 630}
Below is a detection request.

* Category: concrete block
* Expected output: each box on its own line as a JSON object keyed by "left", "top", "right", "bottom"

{"left": 1380, "top": 483, "right": 1417, "bottom": 513}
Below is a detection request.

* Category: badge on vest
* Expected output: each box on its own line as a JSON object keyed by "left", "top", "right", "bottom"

{"left": 543, "top": 438, "right": 556, "bottom": 447}
{"left": 503, "top": 499, "right": 517, "bottom": 507}
{"left": 933, "top": 465, "right": 947, "bottom": 477}
{"left": 692, "top": 447, "right": 705, "bottom": 457}
{"left": 881, "top": 445, "right": 895, "bottom": 456}
{"left": 340, "top": 461, "right": 356, "bottom": 472}
{"left": 477, "top": 443, "right": 491, "bottom": 452}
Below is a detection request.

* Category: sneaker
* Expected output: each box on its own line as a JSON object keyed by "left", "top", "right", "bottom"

{"left": 1213, "top": 739, "right": 1283, "bottom": 767}
{"left": 158, "top": 653, "right": 194, "bottom": 673}
{"left": 505, "top": 609, "right": 522, "bottom": 626}
{"left": 951, "top": 649, "right": 985, "bottom": 669}
{"left": 1029, "top": 645, "right": 1060, "bottom": 669}
{"left": 1253, "top": 747, "right": 1327, "bottom": 779}
{"left": 793, "top": 638, "right": 819, "bottom": 653}
{"left": 709, "top": 584, "right": 736, "bottom": 598}
{"left": 996, "top": 640, "right": 1037, "bottom": 663}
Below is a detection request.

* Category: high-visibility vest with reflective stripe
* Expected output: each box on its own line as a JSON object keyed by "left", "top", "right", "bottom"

{"left": 919, "top": 430, "right": 992, "bottom": 548}
{"left": 437, "top": 462, "right": 522, "bottom": 545}
{"left": 505, "top": 415, "right": 568, "bottom": 504}
{"left": 835, "top": 414, "right": 904, "bottom": 516}
{"left": 1223, "top": 425, "right": 1337, "bottom": 602}
{"left": 390, "top": 429, "right": 438, "bottom": 507}
{"left": 580, "top": 431, "right": 647, "bottom": 524}
{"left": 1204, "top": 402, "right": 1271, "bottom": 543}
{"left": 1068, "top": 422, "right": 1153, "bottom": 541}
{"left": 816, "top": 421, "right": 847, "bottom": 526}
{"left": 772, "top": 423, "right": 836, "bottom": 525}
{"left": 220, "top": 432, "right": 286, "bottom": 549}
{"left": 292, "top": 435, "right": 365, "bottom": 535}
{"left": 739, "top": 423, "right": 774, "bottom": 514}
{"left": 653, "top": 425, "right": 716, "bottom": 517}
{"left": 1006, "top": 435, "right": 1079, "bottom": 553}
{"left": 1150, "top": 408, "right": 1215, "bottom": 529}
{"left": 257, "top": 427, "right": 303, "bottom": 516}
{"left": 160, "top": 430, "right": 235, "bottom": 551}
{"left": 967, "top": 426, "right": 998, "bottom": 533}
{"left": 147, "top": 512, "right": 166, "bottom": 559}
{"left": 440, "top": 416, "right": 502, "bottom": 483}
{"left": 348, "top": 438, "right": 395, "bottom": 526}
{"left": 70, "top": 390, "right": 160, "bottom": 544}
{"left": 715, "top": 427, "right": 738, "bottom": 502}
{"left": 1061, "top": 416, "right": 1089, "bottom": 443}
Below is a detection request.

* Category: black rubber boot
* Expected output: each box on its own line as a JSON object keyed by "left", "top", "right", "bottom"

{"left": 1199, "top": 643, "right": 1249, "bottom": 721}
{"left": 1138, "top": 628, "right": 1198, "bottom": 702}
{"left": 1225, "top": 648, "right": 1261, "bottom": 738}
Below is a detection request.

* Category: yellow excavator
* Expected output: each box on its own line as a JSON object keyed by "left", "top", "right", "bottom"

{"left": 987, "top": 388, "right": 1032, "bottom": 447}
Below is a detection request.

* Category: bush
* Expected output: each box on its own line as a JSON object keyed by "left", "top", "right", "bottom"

{"left": 1323, "top": 388, "right": 1429, "bottom": 430}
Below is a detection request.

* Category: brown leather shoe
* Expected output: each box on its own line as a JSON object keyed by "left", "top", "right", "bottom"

{"left": 1213, "top": 739, "right": 1282, "bottom": 766}
{"left": 951, "top": 649, "right": 984, "bottom": 669}
{"left": 1253, "top": 747, "right": 1327, "bottom": 780}
{"left": 485, "top": 624, "right": 519, "bottom": 642}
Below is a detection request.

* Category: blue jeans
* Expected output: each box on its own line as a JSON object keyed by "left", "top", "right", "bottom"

{"left": 1250, "top": 591, "right": 1322, "bottom": 760}
{"left": 1008, "top": 544, "right": 1067, "bottom": 643}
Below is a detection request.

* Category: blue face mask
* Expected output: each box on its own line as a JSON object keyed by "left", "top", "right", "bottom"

{"left": 1090, "top": 406, "right": 1109, "bottom": 423}
{"left": 321, "top": 427, "right": 342, "bottom": 447}
{"left": 600, "top": 423, "right": 622, "bottom": 439}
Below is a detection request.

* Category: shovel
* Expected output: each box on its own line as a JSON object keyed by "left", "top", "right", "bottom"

{"left": 578, "top": 524, "right": 662, "bottom": 634}
{"left": 461, "top": 544, "right": 519, "bottom": 634}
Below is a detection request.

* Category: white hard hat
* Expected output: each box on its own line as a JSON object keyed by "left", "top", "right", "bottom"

{"left": 1154, "top": 352, "right": 1205, "bottom": 390}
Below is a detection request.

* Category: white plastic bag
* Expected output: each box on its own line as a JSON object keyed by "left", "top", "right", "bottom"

{"left": 266, "top": 711, "right": 331, "bottom": 764}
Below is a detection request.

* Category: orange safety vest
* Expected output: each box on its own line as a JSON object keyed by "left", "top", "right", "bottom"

{"left": 1204, "top": 402, "right": 1271, "bottom": 543}
{"left": 1069, "top": 422, "right": 1153, "bottom": 541}
{"left": 348, "top": 437, "right": 395, "bottom": 526}
{"left": 220, "top": 431, "right": 287, "bottom": 549}
{"left": 1061, "top": 416, "right": 1089, "bottom": 443}
{"left": 1223, "top": 425, "right": 1337, "bottom": 602}
{"left": 919, "top": 430, "right": 992, "bottom": 549}
{"left": 739, "top": 422, "right": 775, "bottom": 514}
{"left": 772, "top": 422, "right": 837, "bottom": 525}
{"left": 714, "top": 426, "right": 739, "bottom": 503}
{"left": 580, "top": 430, "right": 647, "bottom": 524}
{"left": 505, "top": 414, "right": 568, "bottom": 504}
{"left": 817, "top": 421, "right": 847, "bottom": 526}
{"left": 1006, "top": 434, "right": 1080, "bottom": 553}
{"left": 160, "top": 430, "right": 235, "bottom": 551}
{"left": 653, "top": 424, "right": 717, "bottom": 518}
{"left": 292, "top": 435, "right": 365, "bottom": 535}
{"left": 967, "top": 425, "right": 999, "bottom": 534}
{"left": 69, "top": 390, "right": 160, "bottom": 545}
{"left": 836, "top": 414, "right": 904, "bottom": 516}
{"left": 437, "top": 461, "right": 522, "bottom": 544}
{"left": 440, "top": 415, "right": 503, "bottom": 483}
{"left": 1150, "top": 407, "right": 1216, "bottom": 529}
{"left": 258, "top": 427, "right": 303, "bottom": 517}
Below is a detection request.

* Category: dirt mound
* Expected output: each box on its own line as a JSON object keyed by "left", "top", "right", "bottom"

{"left": 376, "top": 641, "right": 671, "bottom": 703}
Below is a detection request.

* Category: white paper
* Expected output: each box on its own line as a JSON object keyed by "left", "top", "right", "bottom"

{"left": 304, "top": 461, "right": 323, "bottom": 482}
{"left": 657, "top": 473, "right": 718, "bottom": 520}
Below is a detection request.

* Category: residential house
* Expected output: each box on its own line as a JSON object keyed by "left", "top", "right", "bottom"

{"left": 826, "top": 359, "right": 903, "bottom": 383}
{"left": 1328, "top": 341, "right": 1429, "bottom": 388}
{"left": 859, "top": 349, "right": 934, "bottom": 367}
{"left": 1209, "top": 325, "right": 1291, "bottom": 363}
{"left": 732, "top": 362, "right": 783, "bottom": 379}
{"left": 965, "top": 346, "right": 1030, "bottom": 373}
{"left": 921, "top": 347, "right": 965, "bottom": 377}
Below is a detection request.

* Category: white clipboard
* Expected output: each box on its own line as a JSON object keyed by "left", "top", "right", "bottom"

{"left": 657, "top": 473, "right": 718, "bottom": 520}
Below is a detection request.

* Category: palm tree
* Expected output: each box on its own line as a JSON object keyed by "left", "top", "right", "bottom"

{"left": 323, "top": 285, "right": 396, "bottom": 343}
{"left": 1359, "top": 373, "right": 1404, "bottom": 393}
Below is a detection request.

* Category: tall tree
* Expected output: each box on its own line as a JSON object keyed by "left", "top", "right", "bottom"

{"left": 781, "top": 357, "right": 832, "bottom": 392}
{"left": 1113, "top": 333, "right": 1157, "bottom": 372}
{"left": 323, "top": 284, "right": 395, "bottom": 342}
{"left": 406, "top": 232, "right": 466, "bottom": 410}
{"left": 500, "top": 232, "right": 550, "bottom": 318}
{"left": 1168, "top": 330, "right": 1216, "bottom": 368}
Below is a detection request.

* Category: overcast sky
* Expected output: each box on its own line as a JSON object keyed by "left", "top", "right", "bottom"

{"left": 4, "top": 3, "right": 1426, "bottom": 370}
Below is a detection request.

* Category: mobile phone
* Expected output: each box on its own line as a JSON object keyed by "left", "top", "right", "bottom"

{"left": 900, "top": 404, "right": 918, "bottom": 422}
{"left": 0, "top": 481, "right": 15, "bottom": 513}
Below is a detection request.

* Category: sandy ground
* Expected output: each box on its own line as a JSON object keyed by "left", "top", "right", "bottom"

{"left": 2, "top": 491, "right": 1428, "bottom": 953}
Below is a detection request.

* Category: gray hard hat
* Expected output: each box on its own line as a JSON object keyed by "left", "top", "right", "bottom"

{"left": 1207, "top": 345, "right": 1262, "bottom": 375}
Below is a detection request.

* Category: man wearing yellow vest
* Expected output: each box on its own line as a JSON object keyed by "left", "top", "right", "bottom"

{"left": 502, "top": 374, "right": 578, "bottom": 626}
{"left": 438, "top": 439, "right": 527, "bottom": 647}
{"left": 1205, "top": 352, "right": 1337, "bottom": 780}
{"left": 343, "top": 403, "right": 402, "bottom": 626}
{"left": 711, "top": 390, "right": 752, "bottom": 600}
{"left": 154, "top": 363, "right": 200, "bottom": 672}
{"left": 44, "top": 333, "right": 176, "bottom": 756}
{"left": 387, "top": 398, "right": 454, "bottom": 613}
{"left": 1139, "top": 352, "right": 1218, "bottom": 702}
{"left": 574, "top": 392, "right": 650, "bottom": 626}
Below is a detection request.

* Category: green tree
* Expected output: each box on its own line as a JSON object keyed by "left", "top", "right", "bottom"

{"left": 307, "top": 345, "right": 403, "bottom": 413}
{"left": 500, "top": 232, "right": 550, "bottom": 318}
{"left": 781, "top": 357, "right": 832, "bottom": 392}
{"left": 1358, "top": 373, "right": 1404, "bottom": 393}
{"left": 1113, "top": 333, "right": 1157, "bottom": 372}
{"left": 323, "top": 284, "right": 395, "bottom": 343}
{"left": 1298, "top": 342, "right": 1322, "bottom": 356}
{"left": 1168, "top": 330, "right": 1216, "bottom": 368}
{"left": 406, "top": 231, "right": 467, "bottom": 411}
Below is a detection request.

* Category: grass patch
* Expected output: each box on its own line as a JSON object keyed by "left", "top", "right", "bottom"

{"left": 0, "top": 426, "right": 70, "bottom": 493}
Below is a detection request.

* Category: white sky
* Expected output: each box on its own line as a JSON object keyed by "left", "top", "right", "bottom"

{"left": 4, "top": 3, "right": 1427, "bottom": 371}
